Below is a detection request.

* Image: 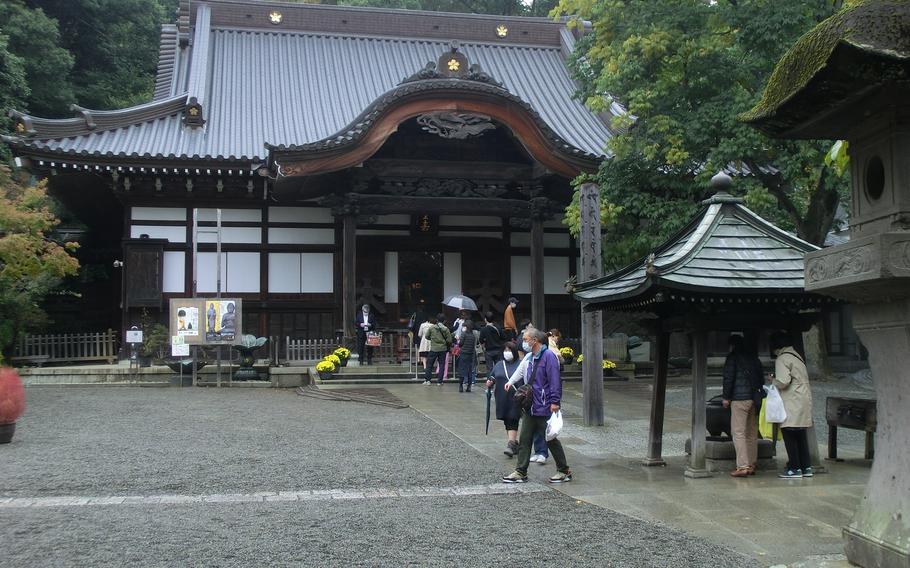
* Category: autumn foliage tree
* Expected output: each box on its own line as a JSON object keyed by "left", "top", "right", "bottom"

{"left": 0, "top": 166, "right": 79, "bottom": 361}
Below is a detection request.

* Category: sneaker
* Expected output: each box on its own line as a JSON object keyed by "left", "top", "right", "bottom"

{"left": 533, "top": 454, "right": 547, "bottom": 465}
{"left": 778, "top": 468, "right": 803, "bottom": 479}
{"left": 422, "top": 380, "right": 430, "bottom": 385}
{"left": 501, "top": 471, "right": 528, "bottom": 484}
{"left": 802, "top": 467, "right": 814, "bottom": 478}
{"left": 503, "top": 444, "right": 515, "bottom": 457}
{"left": 549, "top": 471, "right": 572, "bottom": 483}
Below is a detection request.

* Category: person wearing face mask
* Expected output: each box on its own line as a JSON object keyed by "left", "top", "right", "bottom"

{"left": 502, "top": 328, "right": 571, "bottom": 484}
{"left": 504, "top": 328, "right": 550, "bottom": 465}
{"left": 486, "top": 342, "right": 522, "bottom": 456}
{"left": 355, "top": 303, "right": 377, "bottom": 366}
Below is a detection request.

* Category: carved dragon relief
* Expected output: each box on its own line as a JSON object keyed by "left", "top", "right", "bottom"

{"left": 806, "top": 244, "right": 878, "bottom": 283}
{"left": 416, "top": 112, "right": 496, "bottom": 140}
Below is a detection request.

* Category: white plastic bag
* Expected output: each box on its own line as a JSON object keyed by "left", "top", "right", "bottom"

{"left": 546, "top": 411, "right": 563, "bottom": 441}
{"left": 763, "top": 385, "right": 787, "bottom": 424}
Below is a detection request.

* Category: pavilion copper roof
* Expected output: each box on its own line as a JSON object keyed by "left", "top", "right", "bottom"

{"left": 573, "top": 179, "right": 827, "bottom": 312}
{"left": 4, "top": 0, "right": 614, "bottom": 168}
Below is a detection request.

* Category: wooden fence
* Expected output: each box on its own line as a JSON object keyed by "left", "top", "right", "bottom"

{"left": 14, "top": 329, "right": 118, "bottom": 365}
{"left": 285, "top": 330, "right": 410, "bottom": 364}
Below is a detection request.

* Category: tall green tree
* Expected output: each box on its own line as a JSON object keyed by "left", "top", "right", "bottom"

{"left": 24, "top": 0, "right": 175, "bottom": 111}
{"left": 0, "top": 1, "right": 74, "bottom": 118}
{"left": 553, "top": 0, "right": 848, "bottom": 270}
{"left": 0, "top": 165, "right": 80, "bottom": 361}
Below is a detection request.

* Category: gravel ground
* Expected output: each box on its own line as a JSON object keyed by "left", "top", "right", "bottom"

{"left": 0, "top": 387, "right": 757, "bottom": 567}
{"left": 0, "top": 493, "right": 755, "bottom": 568}
{"left": 1, "top": 388, "right": 496, "bottom": 497}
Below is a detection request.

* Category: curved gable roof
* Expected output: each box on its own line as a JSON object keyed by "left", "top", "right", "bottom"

{"left": 6, "top": 3, "right": 613, "bottom": 168}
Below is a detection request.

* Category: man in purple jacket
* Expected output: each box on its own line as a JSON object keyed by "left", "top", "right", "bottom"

{"left": 502, "top": 328, "right": 572, "bottom": 483}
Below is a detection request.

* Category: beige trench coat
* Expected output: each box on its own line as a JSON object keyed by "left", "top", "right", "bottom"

{"left": 772, "top": 347, "right": 813, "bottom": 428}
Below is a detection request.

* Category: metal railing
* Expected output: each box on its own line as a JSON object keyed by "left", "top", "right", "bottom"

{"left": 13, "top": 329, "right": 118, "bottom": 365}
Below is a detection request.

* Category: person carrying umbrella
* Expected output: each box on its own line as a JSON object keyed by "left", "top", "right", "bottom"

{"left": 485, "top": 341, "right": 523, "bottom": 456}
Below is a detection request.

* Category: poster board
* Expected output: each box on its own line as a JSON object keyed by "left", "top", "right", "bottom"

{"left": 169, "top": 298, "right": 242, "bottom": 345}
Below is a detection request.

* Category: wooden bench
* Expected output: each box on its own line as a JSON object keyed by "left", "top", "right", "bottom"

{"left": 826, "top": 396, "right": 877, "bottom": 460}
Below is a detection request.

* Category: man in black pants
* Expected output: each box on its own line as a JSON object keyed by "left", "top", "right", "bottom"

{"left": 478, "top": 311, "right": 505, "bottom": 369}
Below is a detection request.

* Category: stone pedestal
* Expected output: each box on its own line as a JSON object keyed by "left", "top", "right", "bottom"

{"left": 685, "top": 438, "right": 777, "bottom": 473}
{"left": 807, "top": 238, "right": 910, "bottom": 567}
{"left": 842, "top": 300, "right": 910, "bottom": 568}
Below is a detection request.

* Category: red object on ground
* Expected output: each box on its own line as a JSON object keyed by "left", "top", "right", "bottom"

{"left": 0, "top": 367, "right": 26, "bottom": 424}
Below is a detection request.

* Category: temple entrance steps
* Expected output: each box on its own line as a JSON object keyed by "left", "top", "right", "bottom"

{"left": 315, "top": 364, "right": 587, "bottom": 385}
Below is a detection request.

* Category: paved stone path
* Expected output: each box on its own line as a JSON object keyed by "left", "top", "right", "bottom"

{"left": 0, "top": 483, "right": 547, "bottom": 508}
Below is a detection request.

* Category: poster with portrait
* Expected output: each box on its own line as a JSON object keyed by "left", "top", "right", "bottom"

{"left": 169, "top": 298, "right": 241, "bottom": 345}
{"left": 204, "top": 299, "right": 240, "bottom": 344}
{"left": 175, "top": 305, "right": 199, "bottom": 336}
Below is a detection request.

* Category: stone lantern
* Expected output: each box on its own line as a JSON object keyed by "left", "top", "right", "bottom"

{"left": 743, "top": 2, "right": 910, "bottom": 566}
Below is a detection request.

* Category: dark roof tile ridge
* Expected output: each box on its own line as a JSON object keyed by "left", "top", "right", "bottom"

{"left": 207, "top": 0, "right": 562, "bottom": 25}
{"left": 8, "top": 94, "right": 188, "bottom": 140}
{"left": 209, "top": 24, "right": 561, "bottom": 51}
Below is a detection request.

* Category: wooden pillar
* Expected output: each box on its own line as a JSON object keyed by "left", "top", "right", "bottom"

{"left": 685, "top": 330, "right": 711, "bottom": 477}
{"left": 579, "top": 182, "right": 604, "bottom": 426}
{"left": 342, "top": 214, "right": 357, "bottom": 354}
{"left": 530, "top": 216, "right": 545, "bottom": 331}
{"left": 643, "top": 329, "right": 670, "bottom": 465}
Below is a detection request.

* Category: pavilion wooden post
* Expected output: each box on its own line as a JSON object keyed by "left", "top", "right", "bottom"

{"left": 530, "top": 216, "right": 545, "bottom": 331}
{"left": 579, "top": 182, "right": 604, "bottom": 426}
{"left": 342, "top": 213, "right": 357, "bottom": 357}
{"left": 685, "top": 330, "right": 711, "bottom": 478}
{"left": 643, "top": 329, "right": 670, "bottom": 466}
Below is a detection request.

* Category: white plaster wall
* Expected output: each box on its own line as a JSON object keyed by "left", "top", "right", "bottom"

{"left": 300, "top": 253, "right": 334, "bottom": 293}
{"left": 268, "top": 228, "right": 335, "bottom": 244}
{"left": 544, "top": 257, "right": 569, "bottom": 294}
{"left": 162, "top": 251, "right": 185, "bottom": 293}
{"left": 443, "top": 252, "right": 462, "bottom": 298}
{"left": 197, "top": 227, "right": 261, "bottom": 244}
{"left": 510, "top": 256, "right": 530, "bottom": 294}
{"left": 385, "top": 252, "right": 399, "bottom": 303}
{"left": 268, "top": 206, "right": 333, "bottom": 223}
{"left": 269, "top": 253, "right": 302, "bottom": 293}
{"left": 130, "top": 225, "right": 186, "bottom": 242}
{"left": 196, "top": 208, "right": 261, "bottom": 222}
{"left": 131, "top": 207, "right": 186, "bottom": 221}
{"left": 510, "top": 256, "right": 568, "bottom": 294}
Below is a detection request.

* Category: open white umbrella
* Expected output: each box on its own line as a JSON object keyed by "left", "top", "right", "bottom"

{"left": 442, "top": 294, "right": 478, "bottom": 311}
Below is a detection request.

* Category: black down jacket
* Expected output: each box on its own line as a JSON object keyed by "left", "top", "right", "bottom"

{"left": 722, "top": 350, "right": 763, "bottom": 401}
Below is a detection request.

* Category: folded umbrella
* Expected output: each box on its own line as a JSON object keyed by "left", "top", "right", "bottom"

{"left": 485, "top": 386, "right": 492, "bottom": 435}
{"left": 442, "top": 294, "right": 478, "bottom": 312}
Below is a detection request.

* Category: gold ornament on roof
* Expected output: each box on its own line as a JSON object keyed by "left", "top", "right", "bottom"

{"left": 188, "top": 106, "right": 199, "bottom": 116}
{"left": 268, "top": 11, "right": 283, "bottom": 24}
{"left": 447, "top": 59, "right": 460, "bottom": 72}
{"left": 496, "top": 25, "right": 508, "bottom": 38}
{"left": 16, "top": 122, "right": 26, "bottom": 134}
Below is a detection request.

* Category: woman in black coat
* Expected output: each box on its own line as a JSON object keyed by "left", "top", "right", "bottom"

{"left": 485, "top": 342, "right": 523, "bottom": 457}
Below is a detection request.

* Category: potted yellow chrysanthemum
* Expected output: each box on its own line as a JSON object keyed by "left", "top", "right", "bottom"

{"left": 315, "top": 359, "right": 336, "bottom": 380}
